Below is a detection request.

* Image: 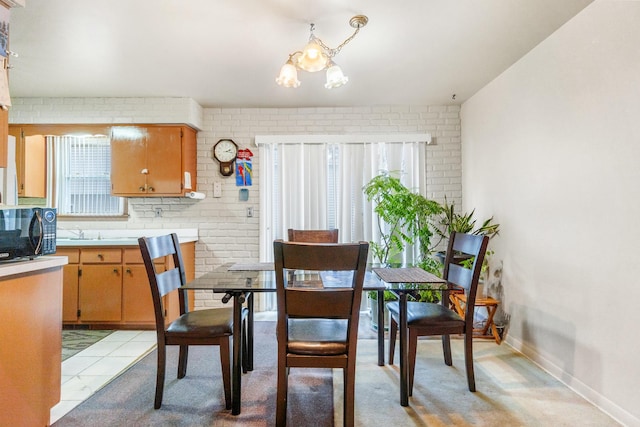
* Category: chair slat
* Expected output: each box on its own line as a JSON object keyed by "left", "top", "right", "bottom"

{"left": 281, "top": 242, "right": 361, "bottom": 271}
{"left": 286, "top": 288, "right": 354, "bottom": 318}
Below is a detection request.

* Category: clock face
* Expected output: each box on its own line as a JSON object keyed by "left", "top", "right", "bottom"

{"left": 214, "top": 139, "right": 238, "bottom": 162}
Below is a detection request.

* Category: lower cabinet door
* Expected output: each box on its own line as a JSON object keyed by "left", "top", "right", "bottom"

{"left": 62, "top": 264, "right": 79, "bottom": 322}
{"left": 122, "top": 264, "right": 162, "bottom": 323}
{"left": 79, "top": 265, "right": 122, "bottom": 321}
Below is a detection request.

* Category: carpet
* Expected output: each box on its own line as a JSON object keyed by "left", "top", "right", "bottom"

{"left": 54, "top": 322, "right": 620, "bottom": 426}
{"left": 336, "top": 338, "right": 620, "bottom": 426}
{"left": 62, "top": 330, "right": 114, "bottom": 361}
{"left": 53, "top": 321, "right": 333, "bottom": 427}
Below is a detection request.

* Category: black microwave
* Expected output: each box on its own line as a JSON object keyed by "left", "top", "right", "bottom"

{"left": 0, "top": 207, "right": 57, "bottom": 261}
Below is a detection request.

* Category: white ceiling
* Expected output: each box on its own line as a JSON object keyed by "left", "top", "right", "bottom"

{"left": 8, "top": 0, "right": 594, "bottom": 108}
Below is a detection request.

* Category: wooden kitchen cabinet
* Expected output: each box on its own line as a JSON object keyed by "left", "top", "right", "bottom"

{"left": 0, "top": 108, "right": 7, "bottom": 169}
{"left": 1, "top": 260, "right": 65, "bottom": 427}
{"left": 110, "top": 125, "right": 197, "bottom": 197}
{"left": 122, "top": 248, "right": 163, "bottom": 324}
{"left": 57, "top": 248, "right": 80, "bottom": 322}
{"left": 79, "top": 248, "right": 123, "bottom": 322}
{"left": 61, "top": 242, "right": 195, "bottom": 328}
{"left": 8, "top": 126, "right": 47, "bottom": 197}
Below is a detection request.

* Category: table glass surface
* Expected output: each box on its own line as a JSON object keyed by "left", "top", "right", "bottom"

{"left": 182, "top": 263, "right": 445, "bottom": 293}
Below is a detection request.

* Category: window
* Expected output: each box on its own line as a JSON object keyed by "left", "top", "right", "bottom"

{"left": 256, "top": 134, "right": 431, "bottom": 263}
{"left": 48, "top": 135, "right": 125, "bottom": 216}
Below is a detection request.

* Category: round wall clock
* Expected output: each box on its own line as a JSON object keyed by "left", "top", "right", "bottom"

{"left": 213, "top": 139, "right": 238, "bottom": 176}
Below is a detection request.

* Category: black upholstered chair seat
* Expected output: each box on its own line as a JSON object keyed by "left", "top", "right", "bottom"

{"left": 166, "top": 307, "right": 235, "bottom": 338}
{"left": 287, "top": 319, "right": 348, "bottom": 355}
{"left": 387, "top": 301, "right": 464, "bottom": 327}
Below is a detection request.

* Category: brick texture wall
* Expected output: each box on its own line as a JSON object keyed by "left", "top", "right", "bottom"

{"left": 9, "top": 98, "right": 461, "bottom": 309}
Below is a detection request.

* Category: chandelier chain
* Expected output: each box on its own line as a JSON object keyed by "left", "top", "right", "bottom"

{"left": 314, "top": 27, "right": 361, "bottom": 59}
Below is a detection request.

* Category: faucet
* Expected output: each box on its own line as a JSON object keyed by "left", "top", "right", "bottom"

{"left": 68, "top": 229, "right": 84, "bottom": 239}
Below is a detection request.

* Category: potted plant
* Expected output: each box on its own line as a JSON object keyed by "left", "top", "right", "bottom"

{"left": 363, "top": 172, "right": 443, "bottom": 328}
{"left": 433, "top": 197, "right": 500, "bottom": 301}
{"left": 432, "top": 197, "right": 500, "bottom": 266}
{"left": 363, "top": 173, "right": 442, "bottom": 266}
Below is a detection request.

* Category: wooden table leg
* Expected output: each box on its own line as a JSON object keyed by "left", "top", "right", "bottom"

{"left": 399, "top": 293, "right": 409, "bottom": 407}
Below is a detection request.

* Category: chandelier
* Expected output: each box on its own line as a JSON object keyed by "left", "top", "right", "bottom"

{"left": 276, "top": 15, "right": 369, "bottom": 89}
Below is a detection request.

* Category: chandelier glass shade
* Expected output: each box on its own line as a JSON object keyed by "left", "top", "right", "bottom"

{"left": 298, "top": 40, "right": 328, "bottom": 72}
{"left": 276, "top": 15, "right": 368, "bottom": 90}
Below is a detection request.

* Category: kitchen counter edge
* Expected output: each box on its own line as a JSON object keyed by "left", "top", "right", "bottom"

{"left": 0, "top": 256, "right": 68, "bottom": 279}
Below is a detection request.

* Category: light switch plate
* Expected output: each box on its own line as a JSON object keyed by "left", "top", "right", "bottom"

{"left": 213, "top": 182, "right": 222, "bottom": 198}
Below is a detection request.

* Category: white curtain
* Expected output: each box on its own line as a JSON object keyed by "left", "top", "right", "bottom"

{"left": 257, "top": 134, "right": 431, "bottom": 263}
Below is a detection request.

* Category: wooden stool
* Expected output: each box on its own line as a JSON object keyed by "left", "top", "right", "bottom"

{"left": 450, "top": 293, "right": 501, "bottom": 344}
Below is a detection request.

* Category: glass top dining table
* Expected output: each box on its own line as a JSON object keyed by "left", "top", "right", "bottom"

{"left": 181, "top": 262, "right": 446, "bottom": 414}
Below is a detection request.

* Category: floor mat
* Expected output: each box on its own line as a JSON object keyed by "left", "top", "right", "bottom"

{"left": 62, "top": 330, "right": 113, "bottom": 361}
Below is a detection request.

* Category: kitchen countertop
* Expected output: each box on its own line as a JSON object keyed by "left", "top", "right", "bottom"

{"left": 0, "top": 256, "right": 68, "bottom": 278}
{"left": 56, "top": 228, "right": 198, "bottom": 247}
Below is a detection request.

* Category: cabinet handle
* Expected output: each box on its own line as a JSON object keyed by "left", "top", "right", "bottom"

{"left": 98, "top": 254, "right": 104, "bottom": 260}
{"left": 126, "top": 268, "right": 131, "bottom": 274}
{"left": 148, "top": 186, "right": 155, "bottom": 192}
{"left": 141, "top": 168, "right": 149, "bottom": 174}
{"left": 139, "top": 186, "right": 146, "bottom": 192}
{"left": 113, "top": 268, "right": 119, "bottom": 274}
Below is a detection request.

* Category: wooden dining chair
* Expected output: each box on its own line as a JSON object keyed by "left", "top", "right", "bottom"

{"left": 387, "top": 231, "right": 489, "bottom": 394}
{"left": 273, "top": 239, "right": 369, "bottom": 427}
{"left": 287, "top": 228, "right": 339, "bottom": 243}
{"left": 139, "top": 233, "right": 243, "bottom": 410}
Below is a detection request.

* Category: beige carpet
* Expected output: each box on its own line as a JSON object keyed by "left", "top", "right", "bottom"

{"left": 334, "top": 338, "right": 620, "bottom": 426}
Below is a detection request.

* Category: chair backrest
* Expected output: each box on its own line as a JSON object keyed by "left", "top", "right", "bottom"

{"left": 443, "top": 231, "right": 489, "bottom": 319}
{"left": 138, "top": 233, "right": 189, "bottom": 331}
{"left": 273, "top": 240, "right": 369, "bottom": 345}
{"left": 287, "top": 228, "right": 339, "bottom": 243}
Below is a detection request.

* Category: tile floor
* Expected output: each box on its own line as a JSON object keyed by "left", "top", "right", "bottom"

{"left": 50, "top": 330, "right": 157, "bottom": 424}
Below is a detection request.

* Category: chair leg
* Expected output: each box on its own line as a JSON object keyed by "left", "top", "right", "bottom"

{"left": 343, "top": 363, "right": 356, "bottom": 427}
{"left": 219, "top": 337, "right": 232, "bottom": 409}
{"left": 276, "top": 358, "right": 289, "bottom": 426}
{"left": 464, "top": 332, "right": 476, "bottom": 392}
{"left": 154, "top": 341, "right": 166, "bottom": 409}
{"left": 408, "top": 329, "right": 418, "bottom": 396}
{"left": 242, "top": 319, "right": 248, "bottom": 374}
{"left": 388, "top": 316, "right": 397, "bottom": 365}
{"left": 442, "top": 334, "right": 453, "bottom": 366}
{"left": 177, "top": 345, "right": 189, "bottom": 379}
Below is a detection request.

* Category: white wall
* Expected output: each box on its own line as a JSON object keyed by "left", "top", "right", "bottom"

{"left": 461, "top": 1, "right": 639, "bottom": 425}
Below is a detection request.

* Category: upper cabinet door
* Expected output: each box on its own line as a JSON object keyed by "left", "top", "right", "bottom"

{"left": 110, "top": 126, "right": 148, "bottom": 196}
{"left": 110, "top": 125, "right": 195, "bottom": 197}
{"left": 145, "top": 126, "right": 182, "bottom": 195}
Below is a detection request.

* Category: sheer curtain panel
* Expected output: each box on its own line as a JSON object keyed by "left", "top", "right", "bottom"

{"left": 256, "top": 134, "right": 432, "bottom": 265}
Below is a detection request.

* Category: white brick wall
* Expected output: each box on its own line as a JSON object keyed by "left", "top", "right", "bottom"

{"left": 9, "top": 98, "right": 461, "bottom": 309}
{"left": 8, "top": 97, "right": 204, "bottom": 129}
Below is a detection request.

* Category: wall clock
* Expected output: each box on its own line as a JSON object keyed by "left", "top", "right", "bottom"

{"left": 213, "top": 139, "right": 238, "bottom": 176}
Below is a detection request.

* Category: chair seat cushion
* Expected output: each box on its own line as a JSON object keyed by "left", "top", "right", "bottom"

{"left": 167, "top": 307, "right": 235, "bottom": 337}
{"left": 287, "top": 318, "right": 348, "bottom": 356}
{"left": 387, "top": 301, "right": 464, "bottom": 327}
